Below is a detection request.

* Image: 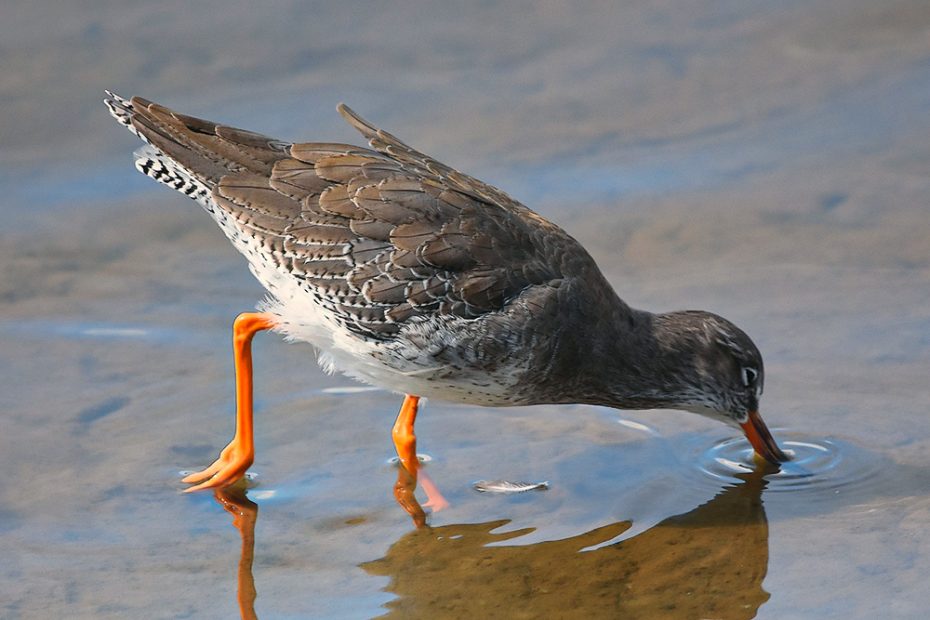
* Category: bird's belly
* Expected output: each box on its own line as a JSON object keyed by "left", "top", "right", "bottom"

{"left": 266, "top": 304, "right": 529, "bottom": 406}
{"left": 328, "top": 341, "right": 530, "bottom": 406}
{"left": 250, "top": 265, "right": 538, "bottom": 406}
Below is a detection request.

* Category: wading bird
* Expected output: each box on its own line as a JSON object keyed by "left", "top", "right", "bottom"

{"left": 105, "top": 92, "right": 786, "bottom": 521}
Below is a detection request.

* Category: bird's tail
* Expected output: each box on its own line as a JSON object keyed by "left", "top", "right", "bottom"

{"left": 104, "top": 91, "right": 215, "bottom": 208}
{"left": 103, "top": 90, "right": 288, "bottom": 209}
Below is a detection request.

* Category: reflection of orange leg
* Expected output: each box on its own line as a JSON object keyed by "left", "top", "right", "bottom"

{"left": 183, "top": 312, "right": 276, "bottom": 492}
{"left": 394, "top": 465, "right": 427, "bottom": 528}
{"left": 393, "top": 466, "right": 450, "bottom": 528}
{"left": 214, "top": 483, "right": 258, "bottom": 620}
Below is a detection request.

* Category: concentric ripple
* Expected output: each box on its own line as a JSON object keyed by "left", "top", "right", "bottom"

{"left": 386, "top": 454, "right": 433, "bottom": 466}
{"left": 692, "top": 431, "right": 884, "bottom": 494}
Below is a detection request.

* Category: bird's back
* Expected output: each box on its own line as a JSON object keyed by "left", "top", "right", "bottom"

{"left": 105, "top": 93, "right": 617, "bottom": 403}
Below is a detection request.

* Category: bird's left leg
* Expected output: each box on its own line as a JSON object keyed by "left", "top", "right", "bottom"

{"left": 183, "top": 312, "right": 276, "bottom": 492}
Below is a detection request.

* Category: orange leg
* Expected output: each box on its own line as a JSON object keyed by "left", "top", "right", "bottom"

{"left": 392, "top": 395, "right": 425, "bottom": 526}
{"left": 392, "top": 394, "right": 421, "bottom": 473}
{"left": 183, "top": 312, "right": 276, "bottom": 492}
{"left": 391, "top": 395, "right": 449, "bottom": 525}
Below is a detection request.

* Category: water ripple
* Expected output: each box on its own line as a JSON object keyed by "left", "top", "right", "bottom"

{"left": 690, "top": 431, "right": 885, "bottom": 496}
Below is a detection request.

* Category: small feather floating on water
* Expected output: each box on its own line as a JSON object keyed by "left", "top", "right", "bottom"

{"left": 473, "top": 480, "right": 549, "bottom": 493}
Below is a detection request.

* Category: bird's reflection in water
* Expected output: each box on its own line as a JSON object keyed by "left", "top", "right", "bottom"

{"left": 364, "top": 469, "right": 772, "bottom": 619}
{"left": 209, "top": 462, "right": 445, "bottom": 619}
{"left": 213, "top": 482, "right": 258, "bottom": 620}
{"left": 393, "top": 459, "right": 448, "bottom": 528}
{"left": 214, "top": 468, "right": 771, "bottom": 620}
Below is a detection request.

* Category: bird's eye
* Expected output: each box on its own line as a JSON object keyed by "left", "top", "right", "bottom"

{"left": 741, "top": 367, "right": 758, "bottom": 387}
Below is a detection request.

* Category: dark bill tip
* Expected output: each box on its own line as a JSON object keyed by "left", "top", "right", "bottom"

{"left": 739, "top": 410, "right": 790, "bottom": 464}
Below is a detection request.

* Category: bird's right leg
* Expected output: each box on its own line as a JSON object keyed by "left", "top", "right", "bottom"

{"left": 391, "top": 394, "right": 421, "bottom": 473}
{"left": 183, "top": 312, "right": 276, "bottom": 492}
{"left": 391, "top": 395, "right": 449, "bottom": 526}
{"left": 391, "top": 395, "right": 425, "bottom": 525}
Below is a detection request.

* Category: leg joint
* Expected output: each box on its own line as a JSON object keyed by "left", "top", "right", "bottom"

{"left": 234, "top": 312, "right": 276, "bottom": 340}
{"left": 392, "top": 427, "right": 416, "bottom": 446}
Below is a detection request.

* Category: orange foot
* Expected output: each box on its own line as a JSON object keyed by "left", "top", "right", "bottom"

{"left": 183, "top": 312, "right": 273, "bottom": 493}
{"left": 182, "top": 441, "right": 253, "bottom": 492}
{"left": 419, "top": 470, "right": 450, "bottom": 512}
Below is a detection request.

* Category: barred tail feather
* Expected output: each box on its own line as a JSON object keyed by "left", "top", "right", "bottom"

{"left": 133, "top": 144, "right": 213, "bottom": 209}
{"left": 107, "top": 90, "right": 214, "bottom": 209}
{"left": 104, "top": 90, "right": 289, "bottom": 215}
{"left": 104, "top": 90, "right": 146, "bottom": 142}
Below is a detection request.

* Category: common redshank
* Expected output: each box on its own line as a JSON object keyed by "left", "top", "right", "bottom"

{"left": 105, "top": 92, "right": 787, "bottom": 499}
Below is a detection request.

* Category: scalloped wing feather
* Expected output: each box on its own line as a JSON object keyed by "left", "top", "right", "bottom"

{"left": 107, "top": 93, "right": 594, "bottom": 342}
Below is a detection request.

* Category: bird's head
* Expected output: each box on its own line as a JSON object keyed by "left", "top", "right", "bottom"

{"left": 651, "top": 311, "right": 788, "bottom": 464}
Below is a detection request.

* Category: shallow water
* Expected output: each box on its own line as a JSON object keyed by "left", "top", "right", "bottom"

{"left": 3, "top": 1, "right": 930, "bottom": 618}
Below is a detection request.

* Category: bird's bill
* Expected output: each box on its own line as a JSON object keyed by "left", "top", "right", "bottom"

{"left": 740, "top": 410, "right": 789, "bottom": 464}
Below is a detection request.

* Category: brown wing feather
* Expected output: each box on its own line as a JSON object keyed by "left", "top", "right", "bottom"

{"left": 121, "top": 96, "right": 597, "bottom": 339}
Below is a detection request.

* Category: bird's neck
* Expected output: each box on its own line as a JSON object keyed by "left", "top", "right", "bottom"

{"left": 547, "top": 301, "right": 699, "bottom": 411}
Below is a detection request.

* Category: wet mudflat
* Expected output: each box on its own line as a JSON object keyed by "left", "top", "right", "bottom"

{"left": 2, "top": 1, "right": 930, "bottom": 618}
